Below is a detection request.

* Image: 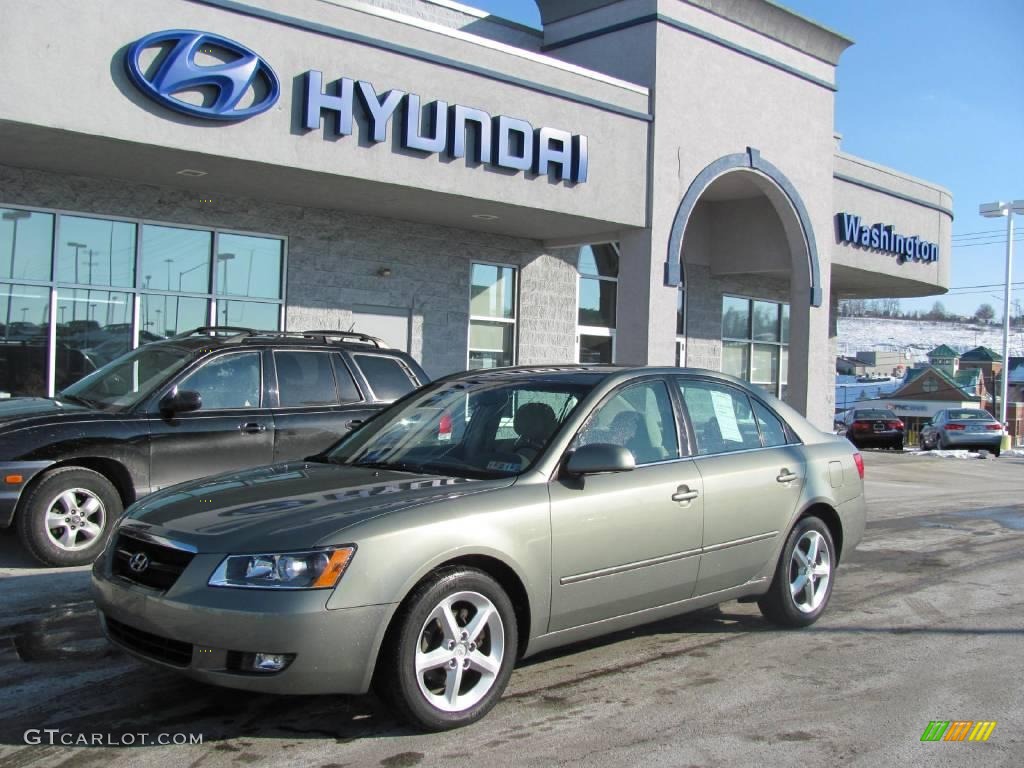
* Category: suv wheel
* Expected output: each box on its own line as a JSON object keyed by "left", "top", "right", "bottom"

{"left": 377, "top": 567, "right": 517, "bottom": 731}
{"left": 758, "top": 516, "right": 835, "bottom": 628}
{"left": 17, "top": 467, "right": 122, "bottom": 567}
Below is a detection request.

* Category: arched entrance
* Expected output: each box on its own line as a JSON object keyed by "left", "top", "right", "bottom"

{"left": 666, "top": 148, "right": 822, "bottom": 413}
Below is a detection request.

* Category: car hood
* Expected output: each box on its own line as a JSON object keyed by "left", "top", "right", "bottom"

{"left": 118, "top": 461, "right": 515, "bottom": 553}
{"left": 0, "top": 397, "right": 95, "bottom": 427}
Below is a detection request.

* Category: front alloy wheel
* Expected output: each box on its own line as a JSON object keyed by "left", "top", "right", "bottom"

{"left": 758, "top": 516, "right": 836, "bottom": 627}
{"left": 377, "top": 567, "right": 517, "bottom": 731}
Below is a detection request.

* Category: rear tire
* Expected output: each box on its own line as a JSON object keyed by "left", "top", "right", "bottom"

{"left": 376, "top": 567, "right": 518, "bottom": 731}
{"left": 16, "top": 467, "right": 121, "bottom": 567}
{"left": 758, "top": 516, "right": 836, "bottom": 628}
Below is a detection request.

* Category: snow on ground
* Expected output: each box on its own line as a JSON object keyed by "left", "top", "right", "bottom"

{"left": 837, "top": 316, "right": 1024, "bottom": 361}
{"left": 903, "top": 447, "right": 1024, "bottom": 459}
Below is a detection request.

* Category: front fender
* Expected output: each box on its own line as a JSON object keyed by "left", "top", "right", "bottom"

{"left": 0, "top": 460, "right": 55, "bottom": 528}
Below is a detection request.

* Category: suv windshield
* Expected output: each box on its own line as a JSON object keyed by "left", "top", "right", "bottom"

{"left": 328, "top": 379, "right": 594, "bottom": 478}
{"left": 59, "top": 344, "right": 195, "bottom": 410}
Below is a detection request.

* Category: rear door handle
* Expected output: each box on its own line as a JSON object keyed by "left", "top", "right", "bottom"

{"left": 240, "top": 422, "right": 267, "bottom": 434}
{"left": 777, "top": 469, "right": 798, "bottom": 483}
{"left": 672, "top": 486, "right": 699, "bottom": 503}
{"left": 345, "top": 419, "right": 364, "bottom": 430}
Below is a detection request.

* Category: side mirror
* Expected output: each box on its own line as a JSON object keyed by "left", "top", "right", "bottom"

{"left": 565, "top": 443, "right": 636, "bottom": 476}
{"left": 159, "top": 389, "right": 202, "bottom": 415}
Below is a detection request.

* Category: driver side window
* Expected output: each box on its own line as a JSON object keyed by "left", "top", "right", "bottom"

{"left": 573, "top": 380, "right": 681, "bottom": 465}
{"left": 177, "top": 352, "right": 261, "bottom": 411}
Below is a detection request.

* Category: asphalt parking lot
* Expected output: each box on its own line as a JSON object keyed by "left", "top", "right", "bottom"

{"left": 1, "top": 450, "right": 1022, "bottom": 767}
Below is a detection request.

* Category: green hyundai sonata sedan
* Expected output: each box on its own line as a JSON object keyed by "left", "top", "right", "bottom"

{"left": 92, "top": 366, "right": 865, "bottom": 730}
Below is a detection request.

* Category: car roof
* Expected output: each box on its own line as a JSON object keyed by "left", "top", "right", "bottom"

{"left": 438, "top": 364, "right": 757, "bottom": 388}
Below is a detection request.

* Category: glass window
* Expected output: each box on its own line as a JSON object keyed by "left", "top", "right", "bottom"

{"left": 752, "top": 399, "right": 788, "bottom": 447}
{"left": 142, "top": 295, "right": 209, "bottom": 339}
{"left": 142, "top": 225, "right": 211, "bottom": 293}
{"left": 56, "top": 289, "right": 133, "bottom": 383}
{"left": 0, "top": 284, "right": 52, "bottom": 398}
{"left": 469, "top": 263, "right": 517, "bottom": 369}
{"left": 751, "top": 344, "right": 780, "bottom": 393}
{"left": 780, "top": 304, "right": 790, "bottom": 344}
{"left": 722, "top": 296, "right": 750, "bottom": 339}
{"left": 579, "top": 334, "right": 613, "bottom": 364}
{"left": 677, "top": 286, "right": 686, "bottom": 336}
{"left": 57, "top": 216, "right": 136, "bottom": 288}
{"left": 178, "top": 352, "right": 261, "bottom": 410}
{"left": 578, "top": 244, "right": 619, "bottom": 278}
{"left": 573, "top": 380, "right": 680, "bottom": 464}
{"left": 752, "top": 301, "right": 780, "bottom": 342}
{"left": 216, "top": 234, "right": 283, "bottom": 299}
{"left": 61, "top": 344, "right": 194, "bottom": 409}
{"left": 722, "top": 341, "right": 749, "bottom": 380}
{"left": 578, "top": 278, "right": 616, "bottom": 328}
{"left": 216, "top": 300, "right": 279, "bottom": 330}
{"left": 275, "top": 351, "right": 338, "bottom": 407}
{"left": 1, "top": 209, "right": 53, "bottom": 282}
{"left": 332, "top": 354, "right": 362, "bottom": 403}
{"left": 354, "top": 354, "right": 417, "bottom": 401}
{"left": 678, "top": 380, "right": 761, "bottom": 455}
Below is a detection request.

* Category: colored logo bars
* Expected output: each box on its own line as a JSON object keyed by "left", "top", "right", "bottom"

{"left": 920, "top": 720, "right": 997, "bottom": 742}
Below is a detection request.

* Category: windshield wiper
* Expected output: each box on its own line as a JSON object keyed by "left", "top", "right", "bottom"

{"left": 352, "top": 460, "right": 429, "bottom": 474}
{"left": 57, "top": 393, "right": 98, "bottom": 409}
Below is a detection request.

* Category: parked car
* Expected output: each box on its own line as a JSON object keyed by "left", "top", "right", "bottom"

{"left": 843, "top": 408, "right": 905, "bottom": 450}
{"left": 92, "top": 366, "right": 866, "bottom": 731}
{"left": 920, "top": 408, "right": 1004, "bottom": 456}
{"left": 0, "top": 327, "right": 428, "bottom": 566}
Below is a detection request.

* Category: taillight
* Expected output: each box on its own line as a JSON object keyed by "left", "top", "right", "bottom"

{"left": 887, "top": 420, "right": 904, "bottom": 430}
{"left": 853, "top": 452, "right": 865, "bottom": 479}
{"left": 945, "top": 424, "right": 965, "bottom": 431}
{"left": 986, "top": 424, "right": 1002, "bottom": 431}
{"left": 853, "top": 421, "right": 870, "bottom": 432}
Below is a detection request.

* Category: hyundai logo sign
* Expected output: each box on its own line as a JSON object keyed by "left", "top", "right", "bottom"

{"left": 125, "top": 30, "right": 280, "bottom": 121}
{"left": 128, "top": 552, "right": 150, "bottom": 573}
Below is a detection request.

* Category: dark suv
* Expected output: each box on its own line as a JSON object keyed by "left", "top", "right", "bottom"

{"left": 0, "top": 327, "right": 428, "bottom": 566}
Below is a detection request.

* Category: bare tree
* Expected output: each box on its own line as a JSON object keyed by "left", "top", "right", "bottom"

{"left": 975, "top": 303, "right": 995, "bottom": 324}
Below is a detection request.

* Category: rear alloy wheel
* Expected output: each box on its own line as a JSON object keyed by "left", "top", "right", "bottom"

{"left": 17, "top": 467, "right": 122, "bottom": 567}
{"left": 377, "top": 567, "right": 517, "bottom": 731}
{"left": 758, "top": 516, "right": 835, "bottom": 627}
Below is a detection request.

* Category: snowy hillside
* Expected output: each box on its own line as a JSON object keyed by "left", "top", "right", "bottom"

{"left": 837, "top": 317, "right": 1024, "bottom": 362}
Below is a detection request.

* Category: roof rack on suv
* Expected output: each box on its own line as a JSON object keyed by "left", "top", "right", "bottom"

{"left": 300, "top": 330, "right": 389, "bottom": 349}
{"left": 171, "top": 327, "right": 389, "bottom": 348}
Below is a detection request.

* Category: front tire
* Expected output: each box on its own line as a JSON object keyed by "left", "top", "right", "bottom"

{"left": 16, "top": 467, "right": 122, "bottom": 567}
{"left": 758, "top": 516, "right": 836, "bottom": 628}
{"left": 376, "top": 567, "right": 518, "bottom": 731}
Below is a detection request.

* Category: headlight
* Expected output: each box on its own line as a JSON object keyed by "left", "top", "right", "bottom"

{"left": 208, "top": 546, "right": 356, "bottom": 590}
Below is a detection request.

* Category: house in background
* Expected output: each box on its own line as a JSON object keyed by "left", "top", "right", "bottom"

{"left": 958, "top": 346, "right": 1004, "bottom": 404}
{"left": 877, "top": 345, "right": 991, "bottom": 439}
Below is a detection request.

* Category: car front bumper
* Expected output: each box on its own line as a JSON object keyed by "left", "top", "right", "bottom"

{"left": 0, "top": 460, "right": 55, "bottom": 528}
{"left": 91, "top": 550, "right": 396, "bottom": 695}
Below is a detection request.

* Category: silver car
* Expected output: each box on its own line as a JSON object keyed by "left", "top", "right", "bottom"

{"left": 920, "top": 408, "right": 1004, "bottom": 455}
{"left": 92, "top": 367, "right": 866, "bottom": 730}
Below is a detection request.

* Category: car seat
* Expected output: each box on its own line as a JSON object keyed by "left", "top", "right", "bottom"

{"left": 513, "top": 402, "right": 557, "bottom": 461}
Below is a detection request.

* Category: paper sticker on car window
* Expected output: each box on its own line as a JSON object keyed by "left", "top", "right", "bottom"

{"left": 710, "top": 390, "right": 743, "bottom": 442}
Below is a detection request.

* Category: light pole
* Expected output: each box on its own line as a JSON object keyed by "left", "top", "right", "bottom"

{"left": 979, "top": 199, "right": 1024, "bottom": 446}
{"left": 217, "top": 252, "right": 236, "bottom": 294}
{"left": 67, "top": 241, "right": 86, "bottom": 284}
{"left": 3, "top": 211, "right": 31, "bottom": 337}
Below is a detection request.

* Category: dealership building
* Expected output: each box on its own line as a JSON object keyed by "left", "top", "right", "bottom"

{"left": 0, "top": 0, "right": 952, "bottom": 428}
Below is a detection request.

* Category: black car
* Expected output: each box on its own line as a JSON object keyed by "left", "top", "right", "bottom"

{"left": 0, "top": 327, "right": 428, "bottom": 567}
{"left": 842, "top": 408, "right": 905, "bottom": 451}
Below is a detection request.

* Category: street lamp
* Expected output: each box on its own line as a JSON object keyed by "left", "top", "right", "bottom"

{"left": 979, "top": 199, "right": 1024, "bottom": 445}
{"left": 3, "top": 211, "right": 32, "bottom": 336}
{"left": 217, "top": 252, "right": 236, "bottom": 295}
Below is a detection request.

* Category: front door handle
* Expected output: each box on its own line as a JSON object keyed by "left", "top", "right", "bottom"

{"left": 672, "top": 486, "right": 699, "bottom": 503}
{"left": 240, "top": 422, "right": 267, "bottom": 434}
{"left": 777, "top": 469, "right": 798, "bottom": 483}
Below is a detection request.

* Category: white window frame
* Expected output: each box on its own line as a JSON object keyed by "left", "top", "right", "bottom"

{"left": 576, "top": 242, "right": 619, "bottom": 364}
{"left": 467, "top": 261, "right": 518, "bottom": 369}
{"left": 721, "top": 293, "right": 789, "bottom": 399}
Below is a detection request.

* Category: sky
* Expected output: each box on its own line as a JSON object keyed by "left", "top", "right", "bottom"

{"left": 463, "top": 0, "right": 1024, "bottom": 319}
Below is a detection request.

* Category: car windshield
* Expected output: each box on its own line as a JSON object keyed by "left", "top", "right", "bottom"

{"left": 328, "top": 379, "right": 594, "bottom": 479}
{"left": 948, "top": 409, "right": 992, "bottom": 421}
{"left": 853, "top": 409, "right": 895, "bottom": 420}
{"left": 59, "top": 343, "right": 195, "bottom": 410}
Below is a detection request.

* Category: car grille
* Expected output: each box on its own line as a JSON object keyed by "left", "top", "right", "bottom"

{"left": 104, "top": 616, "right": 193, "bottom": 667}
{"left": 112, "top": 533, "right": 194, "bottom": 591}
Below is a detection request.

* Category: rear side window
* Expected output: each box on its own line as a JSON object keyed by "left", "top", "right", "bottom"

{"left": 677, "top": 380, "right": 761, "bottom": 455}
{"left": 354, "top": 354, "right": 417, "bottom": 401}
{"left": 332, "top": 354, "right": 362, "bottom": 404}
{"left": 751, "top": 399, "right": 788, "bottom": 447}
{"left": 275, "top": 351, "right": 338, "bottom": 407}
